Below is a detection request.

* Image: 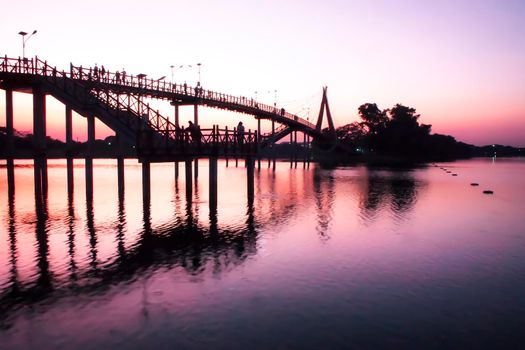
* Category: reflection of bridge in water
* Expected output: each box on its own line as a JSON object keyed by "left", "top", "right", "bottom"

{"left": 0, "top": 160, "right": 426, "bottom": 329}
{"left": 0, "top": 160, "right": 339, "bottom": 328}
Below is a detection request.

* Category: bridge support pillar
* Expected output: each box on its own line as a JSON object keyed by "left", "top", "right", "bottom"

{"left": 193, "top": 104, "right": 198, "bottom": 125}
{"left": 87, "top": 114, "right": 95, "bottom": 157}
{"left": 85, "top": 114, "right": 95, "bottom": 203}
{"left": 174, "top": 104, "right": 180, "bottom": 127}
{"left": 32, "top": 86, "right": 47, "bottom": 156}
{"left": 115, "top": 133, "right": 125, "bottom": 198}
{"left": 65, "top": 106, "right": 73, "bottom": 155}
{"left": 174, "top": 161, "right": 179, "bottom": 180}
{"left": 142, "top": 162, "right": 151, "bottom": 204}
{"left": 5, "top": 90, "right": 14, "bottom": 157}
{"left": 185, "top": 159, "right": 193, "bottom": 201}
{"left": 257, "top": 119, "right": 261, "bottom": 170}
{"left": 290, "top": 132, "right": 294, "bottom": 165}
{"left": 209, "top": 157, "right": 218, "bottom": 210}
{"left": 294, "top": 131, "right": 298, "bottom": 167}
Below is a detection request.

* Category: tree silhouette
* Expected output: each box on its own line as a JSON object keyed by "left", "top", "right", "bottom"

{"left": 381, "top": 104, "right": 431, "bottom": 155}
{"left": 334, "top": 102, "right": 482, "bottom": 160}
{"left": 358, "top": 103, "right": 388, "bottom": 135}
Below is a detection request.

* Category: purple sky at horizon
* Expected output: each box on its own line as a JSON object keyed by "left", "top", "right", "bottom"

{"left": 1, "top": 0, "right": 524, "bottom": 146}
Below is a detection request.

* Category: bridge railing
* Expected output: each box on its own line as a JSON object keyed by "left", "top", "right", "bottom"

{"left": 1, "top": 55, "right": 317, "bottom": 137}
{"left": 137, "top": 124, "right": 258, "bottom": 158}
{"left": 67, "top": 62, "right": 316, "bottom": 130}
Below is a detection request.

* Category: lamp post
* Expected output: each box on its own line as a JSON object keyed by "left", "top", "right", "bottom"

{"left": 170, "top": 64, "right": 189, "bottom": 83}
{"left": 196, "top": 63, "right": 202, "bottom": 86}
{"left": 18, "top": 30, "right": 37, "bottom": 59}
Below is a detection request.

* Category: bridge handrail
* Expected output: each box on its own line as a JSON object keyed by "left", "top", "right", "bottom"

{"left": 68, "top": 62, "right": 315, "bottom": 129}
{"left": 1, "top": 55, "right": 317, "bottom": 135}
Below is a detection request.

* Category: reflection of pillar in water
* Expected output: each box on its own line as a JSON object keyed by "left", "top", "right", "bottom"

{"left": 209, "top": 157, "right": 218, "bottom": 210}
{"left": 67, "top": 180, "right": 77, "bottom": 279}
{"left": 8, "top": 160, "right": 18, "bottom": 288}
{"left": 34, "top": 157, "right": 48, "bottom": 208}
{"left": 67, "top": 157, "right": 74, "bottom": 196}
{"left": 142, "top": 161, "right": 151, "bottom": 204}
{"left": 35, "top": 165, "right": 50, "bottom": 288}
{"left": 85, "top": 184, "right": 97, "bottom": 271}
{"left": 85, "top": 157, "right": 93, "bottom": 203}
{"left": 7, "top": 159, "right": 15, "bottom": 199}
{"left": 246, "top": 157, "right": 255, "bottom": 205}
{"left": 118, "top": 157, "right": 125, "bottom": 198}
{"left": 116, "top": 186, "right": 126, "bottom": 259}
{"left": 194, "top": 158, "right": 199, "bottom": 179}
{"left": 185, "top": 159, "right": 193, "bottom": 202}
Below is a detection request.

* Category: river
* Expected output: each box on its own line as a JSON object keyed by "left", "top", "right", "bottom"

{"left": 1, "top": 157, "right": 524, "bottom": 349}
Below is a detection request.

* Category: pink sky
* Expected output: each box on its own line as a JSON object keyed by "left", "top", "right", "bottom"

{"left": 1, "top": 0, "right": 524, "bottom": 146}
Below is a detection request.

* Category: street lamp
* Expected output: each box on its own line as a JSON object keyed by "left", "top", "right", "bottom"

{"left": 196, "top": 63, "right": 202, "bottom": 86}
{"left": 170, "top": 64, "right": 189, "bottom": 83}
{"left": 18, "top": 29, "right": 37, "bottom": 59}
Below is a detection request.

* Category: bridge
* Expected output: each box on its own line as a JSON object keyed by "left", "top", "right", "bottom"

{"left": 0, "top": 55, "right": 337, "bottom": 162}
{"left": 1, "top": 55, "right": 340, "bottom": 207}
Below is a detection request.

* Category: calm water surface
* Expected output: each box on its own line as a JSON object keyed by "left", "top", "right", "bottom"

{"left": 0, "top": 158, "right": 524, "bottom": 349}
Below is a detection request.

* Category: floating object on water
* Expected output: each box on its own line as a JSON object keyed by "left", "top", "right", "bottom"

{"left": 471, "top": 183, "right": 479, "bottom": 186}
{"left": 483, "top": 190, "right": 494, "bottom": 194}
{"left": 452, "top": 174, "right": 457, "bottom": 176}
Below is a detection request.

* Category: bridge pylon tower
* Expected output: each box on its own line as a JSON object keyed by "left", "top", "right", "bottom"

{"left": 315, "top": 86, "right": 336, "bottom": 138}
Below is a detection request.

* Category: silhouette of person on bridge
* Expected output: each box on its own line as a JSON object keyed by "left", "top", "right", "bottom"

{"left": 237, "top": 121, "right": 245, "bottom": 150}
{"left": 187, "top": 121, "right": 202, "bottom": 149}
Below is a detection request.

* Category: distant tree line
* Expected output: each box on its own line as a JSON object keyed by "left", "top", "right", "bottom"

{"left": 332, "top": 103, "right": 521, "bottom": 160}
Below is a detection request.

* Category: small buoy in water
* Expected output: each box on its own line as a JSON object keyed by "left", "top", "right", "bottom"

{"left": 471, "top": 183, "right": 479, "bottom": 186}
{"left": 483, "top": 190, "right": 494, "bottom": 194}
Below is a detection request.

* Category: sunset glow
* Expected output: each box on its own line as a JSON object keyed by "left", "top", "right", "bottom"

{"left": 1, "top": 0, "right": 524, "bottom": 146}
